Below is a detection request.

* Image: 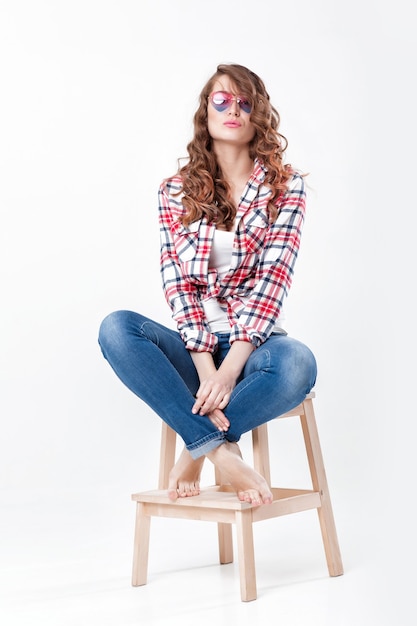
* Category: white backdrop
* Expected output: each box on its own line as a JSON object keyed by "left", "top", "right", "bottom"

{"left": 0, "top": 0, "right": 413, "bottom": 619}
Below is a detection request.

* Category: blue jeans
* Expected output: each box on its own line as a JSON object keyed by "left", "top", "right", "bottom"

{"left": 98, "top": 311, "right": 317, "bottom": 459}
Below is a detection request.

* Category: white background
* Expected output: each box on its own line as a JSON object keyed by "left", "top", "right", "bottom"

{"left": 0, "top": 1, "right": 414, "bottom": 624}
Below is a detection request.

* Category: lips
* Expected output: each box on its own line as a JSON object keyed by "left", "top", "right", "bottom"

{"left": 224, "top": 121, "right": 241, "bottom": 127}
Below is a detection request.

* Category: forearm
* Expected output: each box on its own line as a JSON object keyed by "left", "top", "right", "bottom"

{"left": 190, "top": 350, "right": 217, "bottom": 381}
{"left": 218, "top": 340, "right": 255, "bottom": 379}
{"left": 190, "top": 340, "right": 254, "bottom": 381}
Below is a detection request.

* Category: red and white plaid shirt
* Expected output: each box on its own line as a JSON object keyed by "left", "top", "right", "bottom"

{"left": 158, "top": 159, "right": 306, "bottom": 352}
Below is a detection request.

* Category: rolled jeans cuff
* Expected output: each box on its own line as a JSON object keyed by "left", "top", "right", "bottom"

{"left": 186, "top": 431, "right": 226, "bottom": 459}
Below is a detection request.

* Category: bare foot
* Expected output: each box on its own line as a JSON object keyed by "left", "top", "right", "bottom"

{"left": 207, "top": 442, "right": 273, "bottom": 506}
{"left": 167, "top": 447, "right": 205, "bottom": 501}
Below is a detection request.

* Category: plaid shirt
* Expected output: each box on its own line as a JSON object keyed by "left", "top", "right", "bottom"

{"left": 158, "top": 160, "right": 306, "bottom": 352}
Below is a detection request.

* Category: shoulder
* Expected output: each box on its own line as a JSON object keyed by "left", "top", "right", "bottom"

{"left": 286, "top": 170, "right": 306, "bottom": 195}
{"left": 158, "top": 176, "right": 186, "bottom": 222}
{"left": 259, "top": 159, "right": 306, "bottom": 198}
{"left": 159, "top": 175, "right": 183, "bottom": 197}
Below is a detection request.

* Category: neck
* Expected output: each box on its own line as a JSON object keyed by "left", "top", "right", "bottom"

{"left": 214, "top": 145, "right": 254, "bottom": 183}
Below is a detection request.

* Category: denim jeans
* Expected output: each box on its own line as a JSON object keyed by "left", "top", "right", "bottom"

{"left": 98, "top": 310, "right": 317, "bottom": 459}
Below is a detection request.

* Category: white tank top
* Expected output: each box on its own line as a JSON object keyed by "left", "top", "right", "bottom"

{"left": 202, "top": 229, "right": 234, "bottom": 332}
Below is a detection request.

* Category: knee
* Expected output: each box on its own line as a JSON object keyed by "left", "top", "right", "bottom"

{"left": 270, "top": 337, "right": 317, "bottom": 392}
{"left": 98, "top": 310, "right": 132, "bottom": 356}
{"left": 296, "top": 343, "right": 317, "bottom": 391}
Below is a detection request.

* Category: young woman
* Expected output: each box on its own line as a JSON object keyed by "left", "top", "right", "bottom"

{"left": 98, "top": 63, "right": 317, "bottom": 506}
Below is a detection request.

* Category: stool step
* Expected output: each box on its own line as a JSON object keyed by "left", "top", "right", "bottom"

{"left": 132, "top": 485, "right": 322, "bottom": 520}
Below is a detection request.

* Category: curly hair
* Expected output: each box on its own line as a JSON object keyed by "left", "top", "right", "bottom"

{"left": 173, "top": 63, "right": 292, "bottom": 229}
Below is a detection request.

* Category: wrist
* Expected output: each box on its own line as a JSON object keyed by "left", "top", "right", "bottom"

{"left": 190, "top": 350, "right": 216, "bottom": 379}
{"left": 219, "top": 341, "right": 255, "bottom": 378}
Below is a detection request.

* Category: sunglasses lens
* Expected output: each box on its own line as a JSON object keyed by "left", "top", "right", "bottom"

{"left": 238, "top": 98, "right": 252, "bottom": 114}
{"left": 211, "top": 91, "right": 232, "bottom": 112}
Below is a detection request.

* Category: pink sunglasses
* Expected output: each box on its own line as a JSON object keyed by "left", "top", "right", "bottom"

{"left": 208, "top": 91, "right": 252, "bottom": 114}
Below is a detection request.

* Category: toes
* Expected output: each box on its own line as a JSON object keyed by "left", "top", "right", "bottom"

{"left": 167, "top": 487, "right": 178, "bottom": 501}
{"left": 262, "top": 492, "right": 273, "bottom": 505}
{"left": 237, "top": 489, "right": 259, "bottom": 505}
{"left": 237, "top": 489, "right": 272, "bottom": 506}
{"left": 173, "top": 482, "right": 201, "bottom": 498}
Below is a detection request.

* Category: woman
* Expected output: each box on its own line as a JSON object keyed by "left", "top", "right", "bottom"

{"left": 98, "top": 63, "right": 317, "bottom": 506}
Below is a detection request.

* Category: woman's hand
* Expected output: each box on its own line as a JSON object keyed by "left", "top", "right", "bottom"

{"left": 189, "top": 340, "right": 255, "bottom": 430}
{"left": 207, "top": 407, "right": 230, "bottom": 432}
{"left": 191, "top": 370, "right": 236, "bottom": 416}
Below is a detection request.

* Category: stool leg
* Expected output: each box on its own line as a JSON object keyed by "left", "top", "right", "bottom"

{"left": 252, "top": 424, "right": 271, "bottom": 486}
{"left": 235, "top": 510, "right": 257, "bottom": 602}
{"left": 132, "top": 502, "right": 151, "bottom": 586}
{"left": 158, "top": 423, "right": 177, "bottom": 490}
{"left": 214, "top": 465, "right": 234, "bottom": 564}
{"left": 218, "top": 523, "right": 233, "bottom": 564}
{"left": 301, "top": 399, "right": 344, "bottom": 577}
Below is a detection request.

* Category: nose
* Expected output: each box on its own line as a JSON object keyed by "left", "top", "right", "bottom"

{"left": 228, "top": 98, "right": 240, "bottom": 117}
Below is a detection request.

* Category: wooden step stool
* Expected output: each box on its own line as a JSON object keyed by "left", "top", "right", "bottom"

{"left": 131, "top": 392, "right": 343, "bottom": 601}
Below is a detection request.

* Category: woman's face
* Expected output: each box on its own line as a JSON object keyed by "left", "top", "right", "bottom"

{"left": 207, "top": 76, "right": 255, "bottom": 148}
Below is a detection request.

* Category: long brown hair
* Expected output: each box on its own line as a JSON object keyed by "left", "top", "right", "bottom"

{"left": 174, "top": 64, "right": 292, "bottom": 229}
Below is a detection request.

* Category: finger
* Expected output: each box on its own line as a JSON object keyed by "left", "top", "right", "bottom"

{"left": 192, "top": 383, "right": 214, "bottom": 414}
{"left": 191, "top": 398, "right": 204, "bottom": 414}
{"left": 209, "top": 416, "right": 229, "bottom": 432}
{"left": 195, "top": 391, "right": 222, "bottom": 415}
{"left": 209, "top": 409, "right": 230, "bottom": 431}
{"left": 202, "top": 393, "right": 230, "bottom": 414}
{"left": 217, "top": 394, "right": 231, "bottom": 410}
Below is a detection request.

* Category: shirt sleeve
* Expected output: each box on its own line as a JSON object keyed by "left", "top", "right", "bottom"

{"left": 229, "top": 173, "right": 306, "bottom": 347}
{"left": 158, "top": 184, "right": 218, "bottom": 352}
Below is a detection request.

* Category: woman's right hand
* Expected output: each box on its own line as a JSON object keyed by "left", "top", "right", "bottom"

{"left": 207, "top": 407, "right": 230, "bottom": 432}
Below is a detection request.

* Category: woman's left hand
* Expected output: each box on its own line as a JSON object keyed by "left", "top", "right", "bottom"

{"left": 191, "top": 371, "right": 236, "bottom": 416}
